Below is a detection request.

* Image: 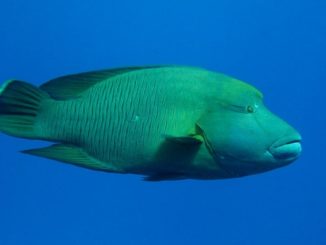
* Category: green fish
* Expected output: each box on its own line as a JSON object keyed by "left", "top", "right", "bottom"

{"left": 0, "top": 66, "right": 302, "bottom": 181}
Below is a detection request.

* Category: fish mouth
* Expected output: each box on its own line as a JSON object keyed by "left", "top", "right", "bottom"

{"left": 269, "top": 134, "right": 302, "bottom": 161}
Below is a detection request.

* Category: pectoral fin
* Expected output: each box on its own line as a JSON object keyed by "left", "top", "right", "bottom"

{"left": 150, "top": 134, "right": 203, "bottom": 177}
{"left": 22, "top": 144, "right": 123, "bottom": 173}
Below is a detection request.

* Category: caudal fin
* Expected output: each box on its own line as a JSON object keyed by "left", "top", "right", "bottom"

{"left": 0, "top": 80, "right": 48, "bottom": 139}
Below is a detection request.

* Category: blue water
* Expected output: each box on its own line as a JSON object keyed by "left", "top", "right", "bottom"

{"left": 0, "top": 0, "right": 325, "bottom": 244}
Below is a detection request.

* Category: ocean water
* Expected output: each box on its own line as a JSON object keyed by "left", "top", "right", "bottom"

{"left": 0, "top": 0, "right": 325, "bottom": 244}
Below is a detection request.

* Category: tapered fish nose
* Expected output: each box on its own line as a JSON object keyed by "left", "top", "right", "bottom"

{"left": 269, "top": 131, "right": 302, "bottom": 160}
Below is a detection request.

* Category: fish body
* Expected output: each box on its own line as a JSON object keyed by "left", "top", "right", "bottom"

{"left": 0, "top": 66, "right": 302, "bottom": 180}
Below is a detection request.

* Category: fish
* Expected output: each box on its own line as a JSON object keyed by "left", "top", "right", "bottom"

{"left": 0, "top": 66, "right": 302, "bottom": 181}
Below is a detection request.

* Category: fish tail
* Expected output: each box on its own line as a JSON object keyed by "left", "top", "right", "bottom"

{"left": 0, "top": 80, "right": 49, "bottom": 139}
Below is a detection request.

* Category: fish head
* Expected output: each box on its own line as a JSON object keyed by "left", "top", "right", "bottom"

{"left": 197, "top": 79, "right": 302, "bottom": 177}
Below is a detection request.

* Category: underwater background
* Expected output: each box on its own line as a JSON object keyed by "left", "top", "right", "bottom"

{"left": 0, "top": 0, "right": 325, "bottom": 244}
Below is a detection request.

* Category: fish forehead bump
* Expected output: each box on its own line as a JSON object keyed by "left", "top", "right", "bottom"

{"left": 218, "top": 76, "right": 263, "bottom": 102}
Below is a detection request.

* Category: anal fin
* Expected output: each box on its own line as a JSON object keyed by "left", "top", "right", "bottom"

{"left": 22, "top": 144, "right": 123, "bottom": 173}
{"left": 143, "top": 173, "right": 186, "bottom": 181}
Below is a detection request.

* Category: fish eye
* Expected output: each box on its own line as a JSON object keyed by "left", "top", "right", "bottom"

{"left": 246, "top": 104, "right": 258, "bottom": 113}
{"left": 247, "top": 105, "right": 254, "bottom": 113}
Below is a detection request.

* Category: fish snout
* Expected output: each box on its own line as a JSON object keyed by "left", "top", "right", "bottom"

{"left": 269, "top": 133, "right": 302, "bottom": 161}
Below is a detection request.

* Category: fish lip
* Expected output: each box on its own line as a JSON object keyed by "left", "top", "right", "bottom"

{"left": 269, "top": 134, "right": 302, "bottom": 161}
{"left": 271, "top": 134, "right": 301, "bottom": 148}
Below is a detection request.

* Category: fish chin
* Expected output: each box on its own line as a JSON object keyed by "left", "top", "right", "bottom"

{"left": 213, "top": 152, "right": 277, "bottom": 178}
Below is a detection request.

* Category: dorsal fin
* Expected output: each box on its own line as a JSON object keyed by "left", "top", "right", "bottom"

{"left": 40, "top": 66, "right": 164, "bottom": 100}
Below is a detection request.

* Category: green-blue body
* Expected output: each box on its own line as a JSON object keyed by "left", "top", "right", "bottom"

{"left": 0, "top": 66, "right": 302, "bottom": 180}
